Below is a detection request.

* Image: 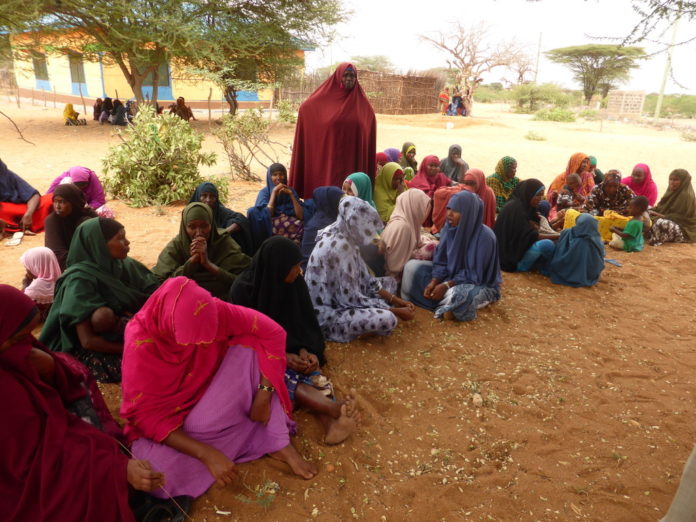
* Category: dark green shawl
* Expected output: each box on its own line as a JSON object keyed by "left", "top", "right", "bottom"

{"left": 152, "top": 202, "right": 250, "bottom": 298}
{"left": 40, "top": 218, "right": 159, "bottom": 353}
{"left": 653, "top": 169, "right": 696, "bottom": 241}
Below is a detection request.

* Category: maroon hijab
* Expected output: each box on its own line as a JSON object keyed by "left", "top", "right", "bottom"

{"left": 290, "top": 62, "right": 377, "bottom": 198}
{"left": 0, "top": 284, "right": 133, "bottom": 522}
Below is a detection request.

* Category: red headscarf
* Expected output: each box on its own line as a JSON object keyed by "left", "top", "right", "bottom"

{"left": 0, "top": 284, "right": 132, "bottom": 522}
{"left": 121, "top": 277, "right": 291, "bottom": 443}
{"left": 290, "top": 63, "right": 376, "bottom": 198}
{"left": 623, "top": 163, "right": 658, "bottom": 206}
{"left": 407, "top": 154, "right": 452, "bottom": 198}
{"left": 463, "top": 169, "right": 497, "bottom": 228}
{"left": 376, "top": 152, "right": 389, "bottom": 166}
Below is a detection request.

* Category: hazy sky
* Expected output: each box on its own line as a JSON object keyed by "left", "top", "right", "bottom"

{"left": 305, "top": 0, "right": 696, "bottom": 95}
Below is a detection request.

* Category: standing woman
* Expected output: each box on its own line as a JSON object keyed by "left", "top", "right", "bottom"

{"left": 40, "top": 218, "right": 159, "bottom": 383}
{"left": 342, "top": 172, "right": 375, "bottom": 206}
{"left": 438, "top": 87, "right": 450, "bottom": 115}
{"left": 374, "top": 162, "right": 407, "bottom": 222}
{"left": 401, "top": 190, "right": 501, "bottom": 321}
{"left": 622, "top": 163, "right": 658, "bottom": 206}
{"left": 153, "top": 202, "right": 250, "bottom": 298}
{"left": 439, "top": 144, "right": 469, "bottom": 183}
{"left": 44, "top": 183, "right": 97, "bottom": 269}
{"left": 190, "top": 181, "right": 253, "bottom": 256}
{"left": 494, "top": 179, "right": 558, "bottom": 272}
{"left": 486, "top": 156, "right": 520, "bottom": 213}
{"left": 648, "top": 169, "right": 696, "bottom": 246}
{"left": 305, "top": 198, "right": 415, "bottom": 343}
{"left": 462, "top": 168, "right": 497, "bottom": 228}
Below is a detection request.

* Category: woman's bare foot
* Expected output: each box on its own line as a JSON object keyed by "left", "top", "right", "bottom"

{"left": 269, "top": 444, "right": 317, "bottom": 479}
{"left": 325, "top": 389, "right": 360, "bottom": 445}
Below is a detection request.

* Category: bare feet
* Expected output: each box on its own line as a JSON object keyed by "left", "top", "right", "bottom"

{"left": 324, "top": 389, "right": 360, "bottom": 445}
{"left": 269, "top": 444, "right": 318, "bottom": 479}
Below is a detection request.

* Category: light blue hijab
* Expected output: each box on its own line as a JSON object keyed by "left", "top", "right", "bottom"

{"left": 548, "top": 213, "right": 605, "bottom": 287}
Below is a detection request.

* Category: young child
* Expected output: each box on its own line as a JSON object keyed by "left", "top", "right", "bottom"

{"left": 556, "top": 173, "right": 586, "bottom": 211}
{"left": 609, "top": 196, "right": 649, "bottom": 252}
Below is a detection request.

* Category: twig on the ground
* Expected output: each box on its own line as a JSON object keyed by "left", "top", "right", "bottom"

{"left": 0, "top": 109, "right": 35, "bottom": 145}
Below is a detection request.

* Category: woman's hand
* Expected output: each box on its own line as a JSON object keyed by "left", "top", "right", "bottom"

{"left": 127, "top": 459, "right": 165, "bottom": 492}
{"left": 648, "top": 210, "right": 664, "bottom": 218}
{"left": 200, "top": 447, "right": 238, "bottom": 487}
{"left": 299, "top": 348, "right": 319, "bottom": 373}
{"left": 391, "top": 306, "right": 415, "bottom": 321}
{"left": 429, "top": 283, "right": 449, "bottom": 302}
{"left": 391, "top": 296, "right": 415, "bottom": 311}
{"left": 423, "top": 278, "right": 439, "bottom": 300}
{"left": 286, "top": 352, "right": 309, "bottom": 373}
{"left": 190, "top": 237, "right": 208, "bottom": 266}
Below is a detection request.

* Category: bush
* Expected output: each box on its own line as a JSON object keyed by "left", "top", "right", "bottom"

{"left": 524, "top": 131, "right": 547, "bottom": 141}
{"left": 578, "top": 109, "right": 599, "bottom": 120}
{"left": 102, "top": 107, "right": 217, "bottom": 207}
{"left": 276, "top": 100, "right": 297, "bottom": 124}
{"left": 473, "top": 85, "right": 510, "bottom": 103}
{"left": 682, "top": 130, "right": 696, "bottom": 142}
{"left": 534, "top": 107, "right": 576, "bottom": 122}
{"left": 511, "top": 83, "right": 571, "bottom": 112}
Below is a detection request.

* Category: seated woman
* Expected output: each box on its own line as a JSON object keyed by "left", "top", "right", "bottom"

{"left": 383, "top": 147, "right": 400, "bottom": 163}
{"left": 401, "top": 190, "right": 501, "bottom": 321}
{"left": 111, "top": 99, "right": 128, "bottom": 126}
{"left": 153, "top": 202, "right": 250, "bottom": 299}
{"left": 486, "top": 156, "right": 520, "bottom": 213}
{"left": 20, "top": 246, "right": 61, "bottom": 321}
{"left": 431, "top": 185, "right": 468, "bottom": 234}
{"left": 494, "top": 179, "right": 559, "bottom": 272}
{"left": 47, "top": 166, "right": 108, "bottom": 213}
{"left": 648, "top": 169, "right": 696, "bottom": 246}
{"left": 40, "top": 218, "right": 159, "bottom": 383}
{"left": 121, "top": 277, "right": 317, "bottom": 500}
{"left": 190, "top": 182, "right": 253, "bottom": 256}
{"left": 0, "top": 159, "right": 53, "bottom": 233}
{"left": 622, "top": 163, "right": 658, "bottom": 206}
{"left": 585, "top": 170, "right": 635, "bottom": 216}
{"left": 93, "top": 98, "right": 102, "bottom": 121}
{"left": 44, "top": 183, "right": 97, "bottom": 269}
{"left": 99, "top": 97, "right": 113, "bottom": 124}
{"left": 588, "top": 156, "right": 604, "bottom": 185}
{"left": 229, "top": 237, "right": 360, "bottom": 445}
{"left": 547, "top": 152, "right": 595, "bottom": 209}
{"left": 462, "top": 168, "right": 496, "bottom": 228}
{"left": 305, "top": 197, "right": 414, "bottom": 343}
{"left": 407, "top": 154, "right": 453, "bottom": 199}
{"left": 247, "top": 163, "right": 305, "bottom": 250}
{"left": 0, "top": 284, "right": 164, "bottom": 522}
{"left": 342, "top": 172, "right": 375, "bottom": 206}
{"left": 300, "top": 186, "right": 344, "bottom": 269}
{"left": 380, "top": 189, "right": 433, "bottom": 278}
{"left": 399, "top": 142, "right": 418, "bottom": 178}
{"left": 170, "top": 96, "right": 196, "bottom": 121}
{"left": 375, "top": 152, "right": 389, "bottom": 175}
{"left": 63, "top": 103, "right": 86, "bottom": 125}
{"left": 439, "top": 144, "right": 469, "bottom": 183}
{"left": 547, "top": 213, "right": 605, "bottom": 287}
{"left": 374, "top": 162, "right": 407, "bottom": 222}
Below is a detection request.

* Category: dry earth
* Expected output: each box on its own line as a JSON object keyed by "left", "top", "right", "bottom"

{"left": 1, "top": 100, "right": 695, "bottom": 521}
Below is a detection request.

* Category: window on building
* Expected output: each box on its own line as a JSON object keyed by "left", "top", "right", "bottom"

{"left": 143, "top": 62, "right": 170, "bottom": 87}
{"left": 32, "top": 52, "right": 49, "bottom": 81}
{"left": 68, "top": 52, "right": 86, "bottom": 84}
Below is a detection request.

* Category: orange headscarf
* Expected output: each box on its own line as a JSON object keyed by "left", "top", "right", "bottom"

{"left": 548, "top": 152, "right": 594, "bottom": 205}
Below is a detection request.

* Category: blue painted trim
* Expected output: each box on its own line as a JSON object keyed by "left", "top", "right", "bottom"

{"left": 71, "top": 82, "right": 88, "bottom": 96}
{"left": 236, "top": 90, "right": 260, "bottom": 101}
{"left": 98, "top": 53, "right": 107, "bottom": 97}
{"left": 142, "top": 85, "right": 173, "bottom": 101}
{"left": 35, "top": 79, "right": 51, "bottom": 91}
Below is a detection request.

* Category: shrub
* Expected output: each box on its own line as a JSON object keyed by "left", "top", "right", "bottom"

{"left": 682, "top": 130, "right": 696, "bottom": 142}
{"left": 534, "top": 107, "right": 576, "bottom": 122}
{"left": 578, "top": 109, "right": 599, "bottom": 120}
{"left": 102, "top": 107, "right": 217, "bottom": 207}
{"left": 473, "top": 85, "right": 510, "bottom": 103}
{"left": 511, "top": 83, "right": 571, "bottom": 112}
{"left": 276, "top": 100, "right": 297, "bottom": 124}
{"left": 524, "top": 131, "right": 547, "bottom": 141}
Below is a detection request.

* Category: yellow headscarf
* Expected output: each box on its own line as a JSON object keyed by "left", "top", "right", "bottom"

{"left": 374, "top": 162, "right": 406, "bottom": 222}
{"left": 63, "top": 104, "right": 79, "bottom": 120}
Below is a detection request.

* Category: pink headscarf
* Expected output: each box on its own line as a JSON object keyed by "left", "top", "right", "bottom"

{"left": 622, "top": 163, "right": 658, "bottom": 206}
{"left": 47, "top": 166, "right": 106, "bottom": 209}
{"left": 120, "top": 277, "right": 291, "bottom": 443}
{"left": 19, "top": 247, "right": 62, "bottom": 304}
{"left": 463, "top": 169, "right": 497, "bottom": 229}
{"left": 407, "top": 155, "right": 452, "bottom": 198}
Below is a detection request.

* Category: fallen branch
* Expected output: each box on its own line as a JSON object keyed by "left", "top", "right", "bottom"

{"left": 0, "top": 109, "right": 35, "bottom": 145}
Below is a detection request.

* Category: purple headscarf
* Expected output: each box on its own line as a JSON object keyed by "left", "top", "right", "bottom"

{"left": 431, "top": 190, "right": 501, "bottom": 289}
{"left": 47, "top": 166, "right": 106, "bottom": 209}
{"left": 383, "top": 148, "right": 401, "bottom": 163}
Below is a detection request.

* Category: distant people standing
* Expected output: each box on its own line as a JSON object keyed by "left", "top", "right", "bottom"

{"left": 290, "top": 63, "right": 376, "bottom": 198}
{"left": 438, "top": 87, "right": 450, "bottom": 115}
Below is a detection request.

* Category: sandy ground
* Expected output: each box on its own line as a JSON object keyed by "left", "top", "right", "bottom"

{"left": 1, "top": 101, "right": 696, "bottom": 521}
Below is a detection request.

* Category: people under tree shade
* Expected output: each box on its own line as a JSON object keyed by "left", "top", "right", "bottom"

{"left": 153, "top": 202, "right": 250, "bottom": 299}
{"left": 380, "top": 189, "right": 432, "bottom": 277}
{"left": 486, "top": 156, "right": 520, "bottom": 213}
{"left": 585, "top": 170, "right": 635, "bottom": 216}
{"left": 229, "top": 237, "right": 360, "bottom": 445}
{"left": 99, "top": 97, "right": 113, "bottom": 124}
{"left": 547, "top": 152, "right": 595, "bottom": 208}
{"left": 547, "top": 213, "right": 605, "bottom": 287}
{"left": 648, "top": 169, "right": 696, "bottom": 246}
{"left": 0, "top": 284, "right": 163, "bottom": 522}
{"left": 374, "top": 162, "right": 407, "bottom": 222}
{"left": 47, "top": 166, "right": 107, "bottom": 211}
{"left": 401, "top": 190, "right": 501, "bottom": 321}
{"left": 305, "top": 197, "right": 414, "bottom": 343}
{"left": 342, "top": 172, "right": 375, "bottom": 207}
{"left": 111, "top": 99, "right": 128, "bottom": 126}
{"left": 121, "top": 277, "right": 317, "bottom": 500}
{"left": 290, "top": 63, "right": 376, "bottom": 198}
{"left": 44, "top": 183, "right": 97, "bottom": 270}
{"left": 494, "top": 179, "right": 559, "bottom": 273}
{"left": 247, "top": 163, "right": 308, "bottom": 250}
{"left": 462, "top": 168, "right": 497, "bottom": 228}
{"left": 0, "top": 158, "right": 53, "bottom": 233}
{"left": 40, "top": 218, "right": 159, "bottom": 383}
{"left": 439, "top": 144, "right": 469, "bottom": 182}
{"left": 300, "top": 186, "right": 344, "bottom": 269}
{"left": 63, "top": 103, "right": 85, "bottom": 125}
{"left": 622, "top": 163, "right": 658, "bottom": 206}
{"left": 189, "top": 182, "right": 253, "bottom": 256}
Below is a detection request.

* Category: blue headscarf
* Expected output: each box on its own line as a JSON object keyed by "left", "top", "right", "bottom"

{"left": 548, "top": 213, "right": 605, "bottom": 287}
{"left": 300, "top": 186, "right": 344, "bottom": 268}
{"left": 383, "top": 148, "right": 400, "bottom": 163}
{"left": 254, "top": 163, "right": 301, "bottom": 216}
{"left": 432, "top": 190, "right": 501, "bottom": 289}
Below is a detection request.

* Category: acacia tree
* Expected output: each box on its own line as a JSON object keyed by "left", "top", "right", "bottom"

{"left": 546, "top": 44, "right": 645, "bottom": 104}
{"left": 421, "top": 23, "right": 526, "bottom": 115}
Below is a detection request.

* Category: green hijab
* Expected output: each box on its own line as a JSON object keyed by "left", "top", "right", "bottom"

{"left": 153, "top": 202, "right": 250, "bottom": 297}
{"left": 346, "top": 172, "right": 375, "bottom": 207}
{"left": 374, "top": 162, "right": 405, "bottom": 222}
{"left": 653, "top": 169, "right": 696, "bottom": 241}
{"left": 40, "top": 217, "right": 159, "bottom": 354}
